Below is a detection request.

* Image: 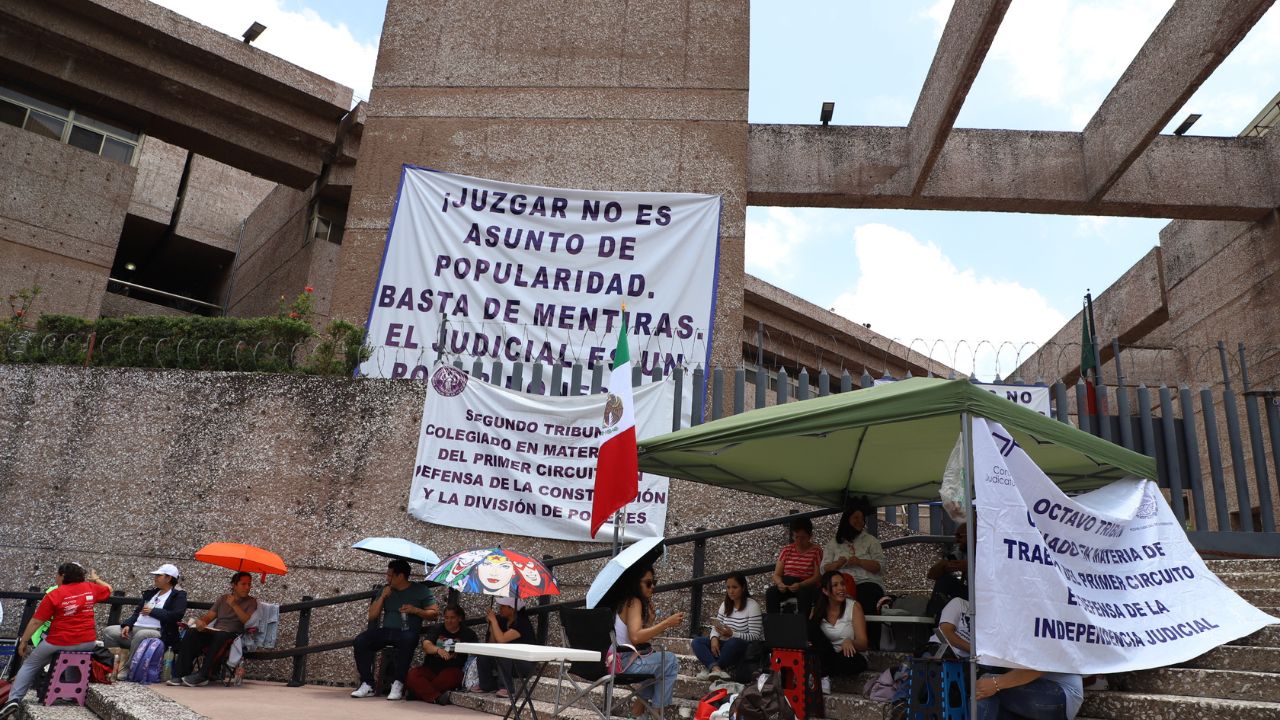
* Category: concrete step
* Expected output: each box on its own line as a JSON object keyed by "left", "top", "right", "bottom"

{"left": 1205, "top": 559, "right": 1280, "bottom": 574}
{"left": 1180, "top": 645, "right": 1280, "bottom": 672}
{"left": 1230, "top": 624, "right": 1280, "bottom": 648}
{"left": 1116, "top": 667, "right": 1280, "bottom": 704}
{"left": 1212, "top": 572, "right": 1280, "bottom": 589}
{"left": 1234, "top": 588, "right": 1280, "bottom": 606}
{"left": 1081, "top": 690, "right": 1280, "bottom": 720}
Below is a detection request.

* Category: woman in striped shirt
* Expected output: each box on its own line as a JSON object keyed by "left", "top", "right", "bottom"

{"left": 691, "top": 572, "right": 763, "bottom": 681}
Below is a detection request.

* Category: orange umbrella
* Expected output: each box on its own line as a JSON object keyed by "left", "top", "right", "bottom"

{"left": 195, "top": 542, "right": 288, "bottom": 583}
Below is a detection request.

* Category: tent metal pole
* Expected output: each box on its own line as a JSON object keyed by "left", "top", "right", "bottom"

{"left": 962, "top": 412, "right": 978, "bottom": 720}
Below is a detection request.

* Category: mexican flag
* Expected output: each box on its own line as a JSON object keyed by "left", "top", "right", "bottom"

{"left": 1081, "top": 294, "right": 1098, "bottom": 415}
{"left": 591, "top": 314, "right": 639, "bottom": 539}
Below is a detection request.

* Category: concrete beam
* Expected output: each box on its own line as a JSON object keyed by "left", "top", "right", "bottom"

{"left": 747, "top": 124, "right": 1278, "bottom": 220}
{"left": 1082, "top": 0, "right": 1274, "bottom": 201}
{"left": 0, "top": 0, "right": 353, "bottom": 188}
{"left": 902, "top": 0, "right": 1011, "bottom": 195}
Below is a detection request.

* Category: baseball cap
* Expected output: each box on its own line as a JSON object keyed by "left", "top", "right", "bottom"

{"left": 496, "top": 596, "right": 523, "bottom": 610}
{"left": 150, "top": 563, "right": 181, "bottom": 578}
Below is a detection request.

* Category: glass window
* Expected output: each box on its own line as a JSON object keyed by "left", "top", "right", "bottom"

{"left": 24, "top": 110, "right": 65, "bottom": 141}
{"left": 0, "top": 86, "right": 68, "bottom": 118}
{"left": 68, "top": 125, "right": 104, "bottom": 153}
{"left": 73, "top": 111, "right": 139, "bottom": 142}
{"left": 0, "top": 100, "right": 23, "bottom": 128}
{"left": 101, "top": 137, "right": 135, "bottom": 164}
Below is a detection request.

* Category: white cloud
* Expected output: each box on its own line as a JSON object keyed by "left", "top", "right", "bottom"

{"left": 745, "top": 207, "right": 813, "bottom": 281}
{"left": 976, "top": 0, "right": 1168, "bottom": 125}
{"left": 152, "top": 0, "right": 377, "bottom": 103}
{"left": 829, "top": 223, "right": 1065, "bottom": 379}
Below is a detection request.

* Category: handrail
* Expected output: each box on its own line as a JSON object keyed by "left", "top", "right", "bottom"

{"left": 106, "top": 278, "right": 221, "bottom": 310}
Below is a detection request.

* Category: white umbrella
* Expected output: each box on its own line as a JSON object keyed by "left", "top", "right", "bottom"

{"left": 352, "top": 537, "right": 441, "bottom": 566}
{"left": 585, "top": 536, "right": 665, "bottom": 609}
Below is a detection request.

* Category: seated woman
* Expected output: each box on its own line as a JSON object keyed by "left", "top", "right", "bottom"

{"left": 169, "top": 571, "right": 257, "bottom": 687}
{"left": 822, "top": 498, "right": 886, "bottom": 649}
{"left": 691, "top": 572, "right": 762, "bottom": 681}
{"left": 101, "top": 563, "right": 187, "bottom": 665}
{"left": 808, "top": 570, "right": 869, "bottom": 693}
{"left": 473, "top": 597, "right": 536, "bottom": 698}
{"left": 612, "top": 564, "right": 683, "bottom": 717}
{"left": 765, "top": 517, "right": 824, "bottom": 618}
{"left": 976, "top": 670, "right": 1084, "bottom": 720}
{"left": 407, "top": 604, "right": 477, "bottom": 704}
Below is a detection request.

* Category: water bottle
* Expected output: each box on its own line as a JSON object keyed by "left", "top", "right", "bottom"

{"left": 400, "top": 611, "right": 408, "bottom": 628}
{"left": 443, "top": 638, "right": 455, "bottom": 654}
{"left": 162, "top": 650, "right": 174, "bottom": 681}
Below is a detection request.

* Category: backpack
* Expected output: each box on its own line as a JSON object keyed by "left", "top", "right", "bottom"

{"left": 730, "top": 672, "right": 796, "bottom": 720}
{"left": 127, "top": 637, "right": 166, "bottom": 684}
{"left": 695, "top": 687, "right": 731, "bottom": 720}
{"left": 863, "top": 667, "right": 896, "bottom": 702}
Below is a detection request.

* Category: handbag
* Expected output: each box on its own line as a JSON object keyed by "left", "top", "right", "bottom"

{"left": 462, "top": 655, "right": 479, "bottom": 690}
{"left": 605, "top": 643, "right": 653, "bottom": 674}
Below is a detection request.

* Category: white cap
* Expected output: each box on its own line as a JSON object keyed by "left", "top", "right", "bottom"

{"left": 496, "top": 596, "right": 523, "bottom": 610}
{"left": 150, "top": 563, "right": 181, "bottom": 579}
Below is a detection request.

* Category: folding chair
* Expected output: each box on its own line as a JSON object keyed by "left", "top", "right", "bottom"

{"left": 554, "top": 608, "right": 660, "bottom": 720}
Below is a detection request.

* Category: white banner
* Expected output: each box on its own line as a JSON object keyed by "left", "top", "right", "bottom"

{"left": 409, "top": 365, "right": 677, "bottom": 542}
{"left": 360, "top": 168, "right": 722, "bottom": 382}
{"left": 973, "top": 417, "right": 1277, "bottom": 673}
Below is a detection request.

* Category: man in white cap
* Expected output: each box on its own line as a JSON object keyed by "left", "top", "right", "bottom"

{"left": 101, "top": 563, "right": 188, "bottom": 659}
{"left": 473, "top": 597, "right": 537, "bottom": 698}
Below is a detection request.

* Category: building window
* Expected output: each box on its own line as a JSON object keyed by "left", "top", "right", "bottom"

{"left": 0, "top": 84, "right": 141, "bottom": 165}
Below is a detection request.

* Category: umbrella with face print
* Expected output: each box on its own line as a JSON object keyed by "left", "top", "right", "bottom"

{"left": 425, "top": 547, "right": 560, "bottom": 600}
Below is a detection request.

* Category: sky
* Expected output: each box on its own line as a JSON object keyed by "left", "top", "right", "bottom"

{"left": 152, "top": 0, "right": 1280, "bottom": 379}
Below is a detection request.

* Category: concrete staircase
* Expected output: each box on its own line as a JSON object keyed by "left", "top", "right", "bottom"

{"left": 451, "top": 558, "right": 1280, "bottom": 720}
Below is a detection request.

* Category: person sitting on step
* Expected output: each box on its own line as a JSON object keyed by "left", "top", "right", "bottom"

{"left": 101, "top": 563, "right": 187, "bottom": 667}
{"left": 472, "top": 596, "right": 537, "bottom": 699}
{"left": 692, "top": 572, "right": 763, "bottom": 681}
{"left": 808, "top": 570, "right": 869, "bottom": 695}
{"left": 765, "top": 516, "right": 824, "bottom": 619}
{"left": 405, "top": 603, "right": 476, "bottom": 705}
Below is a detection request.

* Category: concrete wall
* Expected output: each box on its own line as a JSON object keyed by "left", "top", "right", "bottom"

{"left": 0, "top": 364, "right": 937, "bottom": 684}
{"left": 332, "top": 0, "right": 751, "bottom": 375}
{"left": 0, "top": 122, "right": 134, "bottom": 320}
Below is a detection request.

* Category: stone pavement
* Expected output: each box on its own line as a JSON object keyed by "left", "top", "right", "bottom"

{"left": 147, "top": 681, "right": 490, "bottom": 720}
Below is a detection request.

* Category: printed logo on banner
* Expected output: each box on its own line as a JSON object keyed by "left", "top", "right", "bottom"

{"left": 602, "top": 394, "right": 624, "bottom": 431}
{"left": 431, "top": 366, "right": 469, "bottom": 397}
{"left": 1136, "top": 487, "right": 1158, "bottom": 519}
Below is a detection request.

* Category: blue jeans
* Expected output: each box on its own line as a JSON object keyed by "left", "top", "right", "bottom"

{"left": 978, "top": 676, "right": 1069, "bottom": 720}
{"left": 691, "top": 636, "right": 747, "bottom": 672}
{"left": 620, "top": 649, "right": 678, "bottom": 708}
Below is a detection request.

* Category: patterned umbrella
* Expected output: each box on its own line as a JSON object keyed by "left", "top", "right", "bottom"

{"left": 426, "top": 548, "right": 560, "bottom": 600}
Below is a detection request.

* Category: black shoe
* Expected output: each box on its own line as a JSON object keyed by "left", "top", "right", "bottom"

{"left": 181, "top": 674, "right": 209, "bottom": 687}
{"left": 435, "top": 692, "right": 452, "bottom": 706}
{"left": 0, "top": 701, "right": 21, "bottom": 719}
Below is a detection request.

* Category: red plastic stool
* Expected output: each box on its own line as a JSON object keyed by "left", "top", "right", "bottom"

{"left": 45, "top": 651, "right": 92, "bottom": 706}
{"left": 770, "top": 648, "right": 823, "bottom": 719}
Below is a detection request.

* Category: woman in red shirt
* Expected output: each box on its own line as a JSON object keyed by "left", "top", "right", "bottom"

{"left": 1, "top": 562, "right": 112, "bottom": 717}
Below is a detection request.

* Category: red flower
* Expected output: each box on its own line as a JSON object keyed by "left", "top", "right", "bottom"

{"left": 289, "top": 311, "right": 300, "bottom": 319}
{"left": 304, "top": 286, "right": 314, "bottom": 293}
{"left": 14, "top": 310, "right": 24, "bottom": 317}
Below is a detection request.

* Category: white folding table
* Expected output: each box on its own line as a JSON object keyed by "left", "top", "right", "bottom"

{"left": 454, "top": 642, "right": 600, "bottom": 720}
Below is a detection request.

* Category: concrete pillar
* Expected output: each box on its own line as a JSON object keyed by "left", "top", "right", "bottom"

{"left": 331, "top": 0, "right": 749, "bottom": 373}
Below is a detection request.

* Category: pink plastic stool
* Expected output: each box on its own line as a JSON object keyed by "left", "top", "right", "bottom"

{"left": 44, "top": 651, "right": 92, "bottom": 706}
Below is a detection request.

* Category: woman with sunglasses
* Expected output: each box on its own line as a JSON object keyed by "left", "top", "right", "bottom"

{"left": 611, "top": 565, "right": 683, "bottom": 717}
{"left": 808, "top": 570, "right": 868, "bottom": 694}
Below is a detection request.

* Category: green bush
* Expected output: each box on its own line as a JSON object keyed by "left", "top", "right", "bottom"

{"left": 3, "top": 313, "right": 370, "bottom": 376}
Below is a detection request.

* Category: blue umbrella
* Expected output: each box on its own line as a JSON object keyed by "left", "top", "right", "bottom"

{"left": 352, "top": 537, "right": 441, "bottom": 566}
{"left": 585, "top": 536, "right": 665, "bottom": 609}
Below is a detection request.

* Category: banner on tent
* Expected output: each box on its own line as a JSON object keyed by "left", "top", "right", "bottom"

{"left": 972, "top": 417, "right": 1277, "bottom": 674}
{"left": 408, "top": 365, "right": 675, "bottom": 542}
{"left": 359, "top": 167, "right": 722, "bottom": 382}
{"left": 875, "top": 379, "right": 1049, "bottom": 416}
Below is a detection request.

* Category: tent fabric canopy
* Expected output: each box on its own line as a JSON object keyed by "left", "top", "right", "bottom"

{"left": 638, "top": 377, "right": 1156, "bottom": 509}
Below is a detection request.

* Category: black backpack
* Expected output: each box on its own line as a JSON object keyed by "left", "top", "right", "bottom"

{"left": 730, "top": 672, "right": 797, "bottom": 720}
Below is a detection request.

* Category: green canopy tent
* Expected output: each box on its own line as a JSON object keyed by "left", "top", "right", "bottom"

{"left": 638, "top": 377, "right": 1156, "bottom": 509}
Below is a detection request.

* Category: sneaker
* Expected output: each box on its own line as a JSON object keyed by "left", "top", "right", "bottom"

{"left": 435, "top": 692, "right": 452, "bottom": 706}
{"left": 0, "top": 701, "right": 21, "bottom": 719}
{"left": 350, "top": 682, "right": 375, "bottom": 698}
{"left": 165, "top": 677, "right": 184, "bottom": 686}
{"left": 820, "top": 676, "right": 831, "bottom": 694}
{"left": 709, "top": 669, "right": 731, "bottom": 681}
{"left": 466, "top": 685, "right": 483, "bottom": 694}
{"left": 181, "top": 674, "right": 209, "bottom": 687}
{"left": 696, "top": 668, "right": 711, "bottom": 681}
{"left": 387, "top": 681, "right": 404, "bottom": 701}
